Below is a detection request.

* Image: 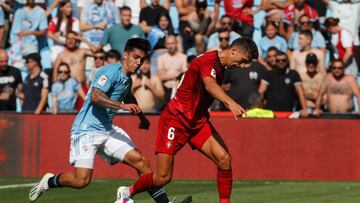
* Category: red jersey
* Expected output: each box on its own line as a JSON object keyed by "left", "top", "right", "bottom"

{"left": 216, "top": 0, "right": 254, "bottom": 26}
{"left": 170, "top": 51, "right": 224, "bottom": 128}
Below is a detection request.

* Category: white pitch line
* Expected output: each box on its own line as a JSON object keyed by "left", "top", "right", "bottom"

{"left": 0, "top": 183, "right": 36, "bottom": 189}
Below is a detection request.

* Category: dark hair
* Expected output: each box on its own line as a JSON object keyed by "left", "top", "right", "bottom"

{"left": 229, "top": 38, "right": 259, "bottom": 60}
{"left": 276, "top": 51, "right": 288, "bottom": 60}
{"left": 120, "top": 5, "right": 131, "bottom": 13}
{"left": 299, "top": 14, "right": 311, "bottom": 23}
{"left": 299, "top": 30, "right": 313, "bottom": 41}
{"left": 56, "top": 0, "right": 72, "bottom": 34}
{"left": 330, "top": 59, "right": 344, "bottom": 69}
{"left": 58, "top": 62, "right": 71, "bottom": 73}
{"left": 187, "top": 55, "right": 196, "bottom": 64}
{"left": 157, "top": 12, "right": 174, "bottom": 34}
{"left": 195, "top": 0, "right": 207, "bottom": 9}
{"left": 220, "top": 14, "right": 232, "bottom": 21}
{"left": 105, "top": 49, "right": 121, "bottom": 61}
{"left": 218, "top": 28, "right": 229, "bottom": 35}
{"left": 124, "top": 38, "right": 151, "bottom": 55}
{"left": 264, "top": 21, "right": 278, "bottom": 30}
{"left": 94, "top": 49, "right": 106, "bottom": 56}
{"left": 305, "top": 53, "right": 318, "bottom": 66}
{"left": 324, "top": 17, "right": 340, "bottom": 28}
{"left": 267, "top": 46, "right": 279, "bottom": 53}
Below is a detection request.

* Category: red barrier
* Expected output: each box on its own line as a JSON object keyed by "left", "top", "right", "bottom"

{"left": 1, "top": 113, "right": 360, "bottom": 181}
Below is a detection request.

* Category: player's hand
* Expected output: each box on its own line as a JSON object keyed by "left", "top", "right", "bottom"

{"left": 312, "top": 109, "right": 322, "bottom": 117}
{"left": 138, "top": 112, "right": 150, "bottom": 130}
{"left": 119, "top": 103, "right": 141, "bottom": 114}
{"left": 299, "top": 109, "right": 309, "bottom": 118}
{"left": 226, "top": 100, "right": 246, "bottom": 120}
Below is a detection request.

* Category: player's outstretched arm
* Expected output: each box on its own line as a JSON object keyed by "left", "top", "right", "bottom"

{"left": 91, "top": 87, "right": 141, "bottom": 114}
{"left": 203, "top": 77, "right": 245, "bottom": 119}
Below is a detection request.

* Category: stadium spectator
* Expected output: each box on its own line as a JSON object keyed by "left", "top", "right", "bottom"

{"left": 115, "top": 0, "right": 145, "bottom": 25}
{"left": 0, "top": 49, "right": 22, "bottom": 111}
{"left": 139, "top": 0, "right": 169, "bottom": 33}
{"left": 258, "top": 51, "right": 308, "bottom": 117}
{"left": 116, "top": 37, "right": 259, "bottom": 203}
{"left": 8, "top": 0, "right": 47, "bottom": 63}
{"left": 131, "top": 56, "right": 164, "bottom": 112}
{"left": 105, "top": 49, "right": 121, "bottom": 64}
{"left": 290, "top": 30, "right": 325, "bottom": 75}
{"left": 207, "top": 14, "right": 241, "bottom": 51}
{"left": 99, "top": 6, "right": 145, "bottom": 55}
{"left": 244, "top": 91, "right": 275, "bottom": 118}
{"left": 262, "top": 46, "right": 279, "bottom": 70}
{"left": 53, "top": 31, "right": 97, "bottom": 84}
{"left": 258, "top": 21, "right": 287, "bottom": 63}
{"left": 147, "top": 12, "right": 182, "bottom": 74}
{"left": 208, "top": 28, "right": 230, "bottom": 51}
{"left": 214, "top": 0, "right": 254, "bottom": 39}
{"left": 322, "top": 0, "right": 360, "bottom": 70}
{"left": 157, "top": 35, "right": 187, "bottom": 104}
{"left": 324, "top": 17, "right": 358, "bottom": 77}
{"left": 300, "top": 53, "right": 325, "bottom": 112}
{"left": 313, "top": 59, "right": 360, "bottom": 116}
{"left": 280, "top": 0, "right": 318, "bottom": 40}
{"left": 288, "top": 14, "right": 326, "bottom": 52}
{"left": 80, "top": 0, "right": 119, "bottom": 47}
{"left": 48, "top": 0, "right": 80, "bottom": 62}
{"left": 51, "top": 62, "right": 86, "bottom": 114}
{"left": 29, "top": 38, "right": 183, "bottom": 203}
{"left": 245, "top": 0, "right": 292, "bottom": 22}
{"left": 223, "top": 60, "right": 267, "bottom": 110}
{"left": 88, "top": 50, "right": 106, "bottom": 86}
{"left": 175, "top": 0, "right": 196, "bottom": 52}
{"left": 182, "top": 0, "right": 215, "bottom": 55}
{"left": 22, "top": 53, "right": 49, "bottom": 114}
{"left": 0, "top": 7, "right": 4, "bottom": 48}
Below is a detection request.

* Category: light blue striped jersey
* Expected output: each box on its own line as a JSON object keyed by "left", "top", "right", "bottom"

{"left": 71, "top": 63, "right": 131, "bottom": 133}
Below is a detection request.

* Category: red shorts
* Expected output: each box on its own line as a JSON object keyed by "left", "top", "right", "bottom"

{"left": 155, "top": 105, "right": 215, "bottom": 155}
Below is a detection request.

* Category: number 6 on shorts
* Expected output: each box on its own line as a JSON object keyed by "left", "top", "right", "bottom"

{"left": 167, "top": 127, "right": 175, "bottom": 140}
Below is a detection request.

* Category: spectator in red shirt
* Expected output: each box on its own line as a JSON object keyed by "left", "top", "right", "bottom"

{"left": 215, "top": 0, "right": 254, "bottom": 39}
{"left": 280, "top": 0, "right": 318, "bottom": 40}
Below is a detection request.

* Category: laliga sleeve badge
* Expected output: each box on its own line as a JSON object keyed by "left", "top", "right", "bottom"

{"left": 98, "top": 75, "right": 108, "bottom": 86}
{"left": 211, "top": 68, "right": 216, "bottom": 78}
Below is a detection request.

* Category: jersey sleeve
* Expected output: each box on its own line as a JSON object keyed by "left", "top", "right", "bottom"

{"left": 51, "top": 82, "right": 61, "bottom": 95}
{"left": 292, "top": 71, "right": 302, "bottom": 86}
{"left": 199, "top": 57, "right": 217, "bottom": 80}
{"left": 92, "top": 66, "right": 115, "bottom": 93}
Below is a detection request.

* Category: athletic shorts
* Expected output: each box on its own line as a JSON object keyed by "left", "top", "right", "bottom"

{"left": 155, "top": 105, "right": 214, "bottom": 155}
{"left": 69, "top": 125, "right": 136, "bottom": 169}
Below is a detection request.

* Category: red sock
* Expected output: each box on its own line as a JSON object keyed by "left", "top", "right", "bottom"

{"left": 129, "top": 172, "right": 155, "bottom": 196}
{"left": 217, "top": 168, "right": 233, "bottom": 203}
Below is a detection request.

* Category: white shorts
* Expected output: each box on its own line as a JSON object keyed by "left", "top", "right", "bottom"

{"left": 69, "top": 125, "right": 136, "bottom": 169}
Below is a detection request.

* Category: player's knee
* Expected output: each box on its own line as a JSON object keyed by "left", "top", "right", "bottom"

{"left": 216, "top": 152, "right": 231, "bottom": 170}
{"left": 154, "top": 172, "right": 172, "bottom": 186}
{"left": 74, "top": 176, "right": 91, "bottom": 189}
{"left": 135, "top": 156, "right": 152, "bottom": 175}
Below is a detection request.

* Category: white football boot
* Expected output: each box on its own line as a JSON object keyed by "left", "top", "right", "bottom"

{"left": 29, "top": 173, "right": 54, "bottom": 201}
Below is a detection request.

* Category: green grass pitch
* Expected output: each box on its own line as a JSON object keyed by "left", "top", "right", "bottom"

{"left": 2, "top": 178, "right": 360, "bottom": 203}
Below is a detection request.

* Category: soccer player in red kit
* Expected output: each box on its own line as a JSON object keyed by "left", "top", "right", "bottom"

{"left": 115, "top": 38, "right": 259, "bottom": 203}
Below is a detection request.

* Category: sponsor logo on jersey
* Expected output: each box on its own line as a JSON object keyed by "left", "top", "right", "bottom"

{"left": 0, "top": 76, "right": 15, "bottom": 84}
{"left": 211, "top": 68, "right": 216, "bottom": 78}
{"left": 98, "top": 75, "right": 108, "bottom": 86}
{"left": 285, "top": 78, "right": 291, "bottom": 85}
{"left": 249, "top": 71, "right": 258, "bottom": 80}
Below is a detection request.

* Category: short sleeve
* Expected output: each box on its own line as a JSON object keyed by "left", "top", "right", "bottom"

{"left": 292, "top": 71, "right": 302, "bottom": 85}
{"left": 0, "top": 7, "right": 4, "bottom": 27}
{"left": 41, "top": 73, "right": 49, "bottom": 89}
{"left": 38, "top": 10, "right": 48, "bottom": 30}
{"left": 48, "top": 18, "right": 57, "bottom": 32}
{"left": 101, "top": 28, "right": 110, "bottom": 46}
{"left": 199, "top": 57, "right": 217, "bottom": 80}
{"left": 341, "top": 30, "right": 353, "bottom": 48}
{"left": 15, "top": 68, "right": 23, "bottom": 85}
{"left": 92, "top": 67, "right": 114, "bottom": 93}
{"left": 51, "top": 82, "right": 62, "bottom": 95}
{"left": 261, "top": 70, "right": 271, "bottom": 84}
{"left": 71, "top": 78, "right": 81, "bottom": 91}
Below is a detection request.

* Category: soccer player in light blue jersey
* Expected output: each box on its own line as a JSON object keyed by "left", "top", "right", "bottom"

{"left": 29, "top": 38, "right": 190, "bottom": 203}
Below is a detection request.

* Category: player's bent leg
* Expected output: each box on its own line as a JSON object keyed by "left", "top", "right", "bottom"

{"left": 153, "top": 153, "right": 175, "bottom": 186}
{"left": 200, "top": 135, "right": 232, "bottom": 203}
{"left": 58, "top": 167, "right": 93, "bottom": 189}
{"left": 122, "top": 149, "right": 152, "bottom": 175}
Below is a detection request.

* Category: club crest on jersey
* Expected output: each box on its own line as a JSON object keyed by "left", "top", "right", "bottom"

{"left": 249, "top": 71, "right": 258, "bottom": 80}
{"left": 211, "top": 69, "right": 216, "bottom": 78}
{"left": 98, "top": 75, "right": 108, "bottom": 86}
{"left": 166, "top": 142, "right": 172, "bottom": 149}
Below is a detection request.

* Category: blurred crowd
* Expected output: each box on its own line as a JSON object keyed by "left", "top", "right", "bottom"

{"left": 0, "top": 0, "right": 359, "bottom": 117}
